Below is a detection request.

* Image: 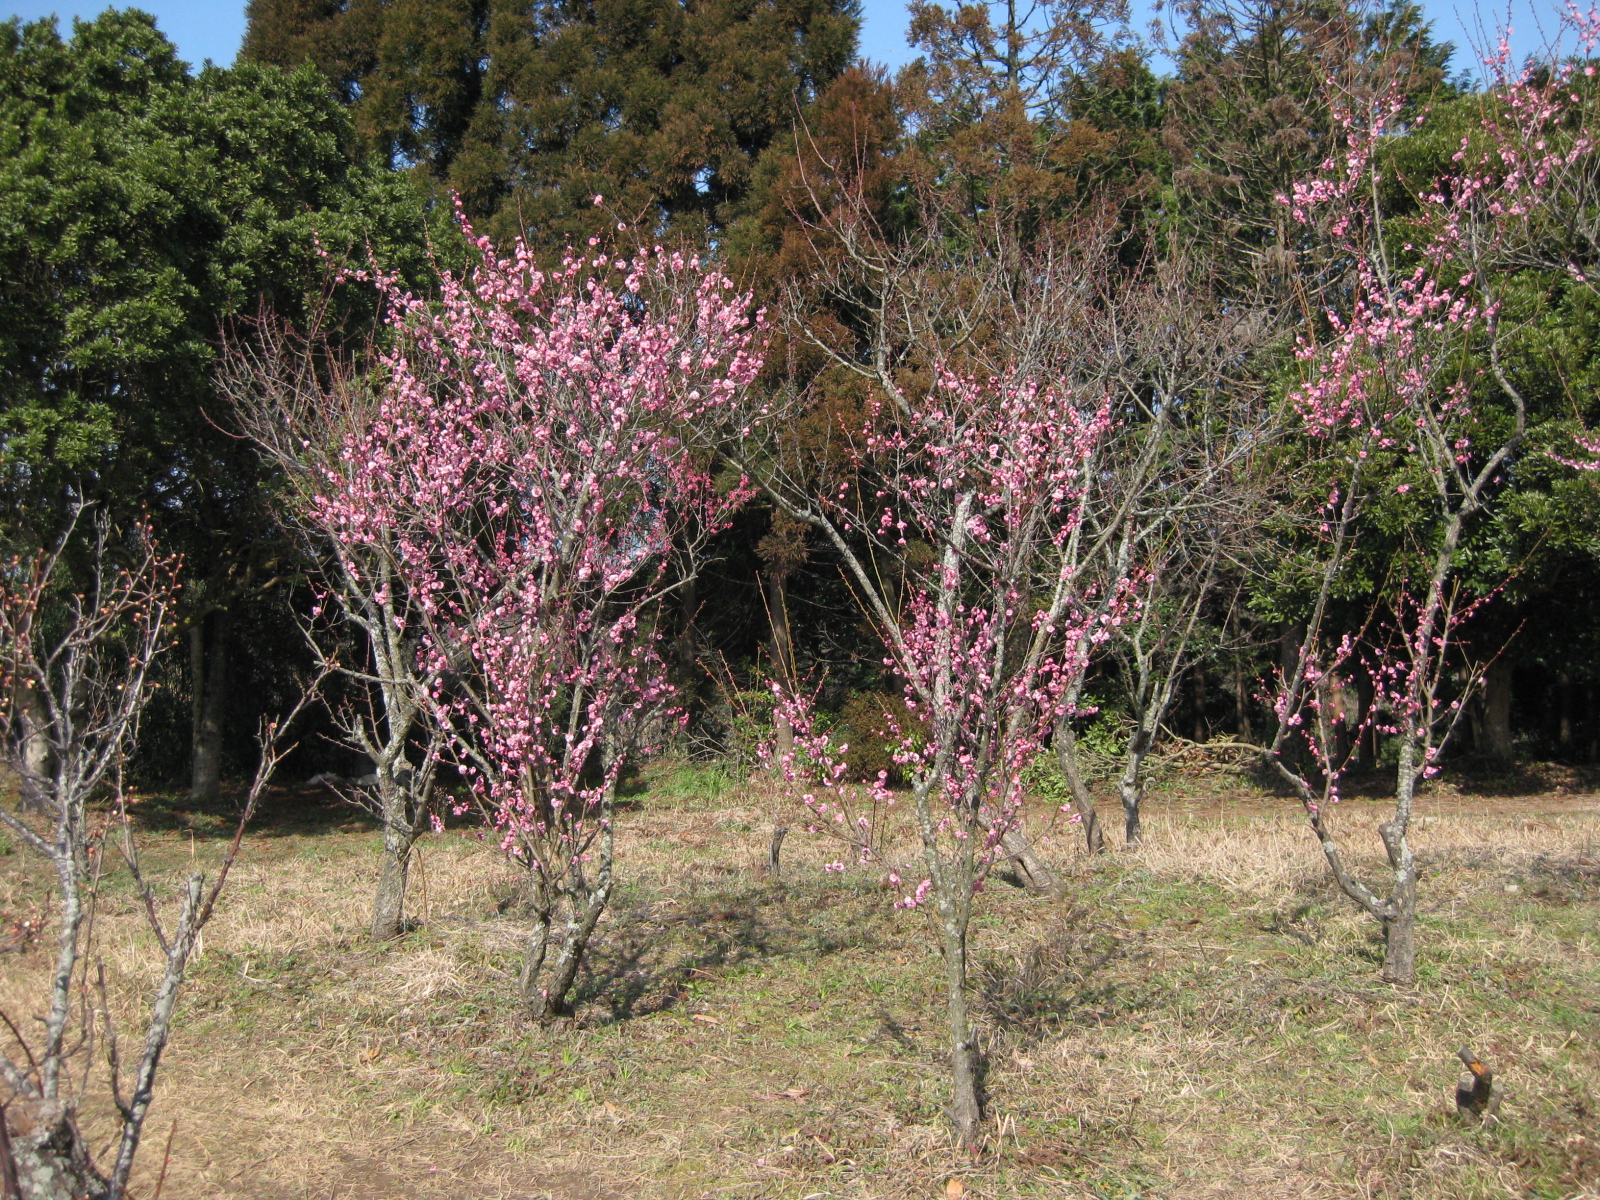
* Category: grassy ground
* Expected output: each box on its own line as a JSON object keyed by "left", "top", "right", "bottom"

{"left": 1, "top": 764, "right": 1598, "bottom": 1199}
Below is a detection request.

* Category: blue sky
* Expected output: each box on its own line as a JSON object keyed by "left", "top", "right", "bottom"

{"left": 0, "top": 0, "right": 1567, "bottom": 80}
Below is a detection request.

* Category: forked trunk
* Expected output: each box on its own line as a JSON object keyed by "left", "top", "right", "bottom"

{"left": 523, "top": 799, "right": 615, "bottom": 1021}
{"left": 519, "top": 897, "right": 555, "bottom": 1012}
{"left": 3, "top": 1099, "right": 104, "bottom": 1200}
{"left": 534, "top": 884, "right": 611, "bottom": 1019}
{"left": 940, "top": 914, "right": 983, "bottom": 1146}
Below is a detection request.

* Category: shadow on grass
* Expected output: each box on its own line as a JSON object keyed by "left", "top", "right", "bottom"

{"left": 125, "top": 782, "right": 383, "bottom": 839}
{"left": 976, "top": 914, "right": 1167, "bottom": 1047}
{"left": 1442, "top": 755, "right": 1600, "bottom": 797}
{"left": 574, "top": 880, "right": 893, "bottom": 1024}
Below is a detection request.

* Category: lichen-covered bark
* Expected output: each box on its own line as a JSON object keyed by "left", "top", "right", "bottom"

{"left": 5, "top": 1100, "right": 105, "bottom": 1200}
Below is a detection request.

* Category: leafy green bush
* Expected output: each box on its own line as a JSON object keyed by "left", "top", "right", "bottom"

{"left": 722, "top": 688, "right": 777, "bottom": 771}
{"left": 837, "top": 691, "right": 924, "bottom": 784}
{"left": 1021, "top": 749, "right": 1072, "bottom": 805}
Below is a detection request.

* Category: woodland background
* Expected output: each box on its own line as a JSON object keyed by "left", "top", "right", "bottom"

{"left": 1, "top": 0, "right": 1597, "bottom": 802}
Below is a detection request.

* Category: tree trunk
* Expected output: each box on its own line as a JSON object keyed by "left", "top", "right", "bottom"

{"left": 524, "top": 798, "right": 615, "bottom": 1020}
{"left": 1232, "top": 654, "right": 1252, "bottom": 743}
{"left": 369, "top": 823, "right": 413, "bottom": 941}
{"left": 0, "top": 1101, "right": 18, "bottom": 1199}
{"left": 768, "top": 824, "right": 788, "bottom": 877}
{"left": 15, "top": 686, "right": 52, "bottom": 814}
{"left": 673, "top": 571, "right": 701, "bottom": 754}
{"left": 1118, "top": 731, "right": 1149, "bottom": 846}
{"left": 189, "top": 611, "right": 231, "bottom": 803}
{"left": 1191, "top": 666, "right": 1208, "bottom": 742}
{"left": 1356, "top": 670, "right": 1377, "bottom": 770}
{"left": 1052, "top": 716, "right": 1104, "bottom": 854}
{"left": 767, "top": 570, "right": 794, "bottom": 759}
{"left": 535, "top": 883, "right": 610, "bottom": 1019}
{"left": 1379, "top": 740, "right": 1420, "bottom": 986}
{"left": 997, "top": 824, "right": 1059, "bottom": 896}
{"left": 1119, "top": 775, "right": 1144, "bottom": 846}
{"left": 1478, "top": 659, "right": 1514, "bottom": 760}
{"left": 106, "top": 878, "right": 204, "bottom": 1197}
{"left": 939, "top": 911, "right": 983, "bottom": 1146}
{"left": 1588, "top": 685, "right": 1598, "bottom": 764}
{"left": 1279, "top": 621, "right": 1305, "bottom": 678}
{"left": 1380, "top": 877, "right": 1418, "bottom": 985}
{"left": 519, "top": 892, "right": 555, "bottom": 1012}
{"left": 1277, "top": 621, "right": 1306, "bottom": 772}
{"left": 1557, "top": 671, "right": 1573, "bottom": 753}
{"left": 3, "top": 1100, "right": 103, "bottom": 1200}
{"left": 1318, "top": 672, "right": 1352, "bottom": 777}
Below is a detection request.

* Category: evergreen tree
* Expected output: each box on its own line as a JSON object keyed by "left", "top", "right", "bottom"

{"left": 1160, "top": 0, "right": 1456, "bottom": 298}
{"left": 242, "top": 0, "right": 860, "bottom": 246}
{"left": 0, "top": 10, "right": 436, "bottom": 794}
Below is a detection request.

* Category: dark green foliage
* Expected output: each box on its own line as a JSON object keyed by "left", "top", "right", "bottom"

{"left": 0, "top": 10, "right": 439, "bottom": 784}
{"left": 242, "top": 0, "right": 860, "bottom": 246}
{"left": 837, "top": 690, "right": 923, "bottom": 784}
{"left": 0, "top": 10, "right": 435, "bottom": 528}
{"left": 1160, "top": 0, "right": 1457, "bottom": 296}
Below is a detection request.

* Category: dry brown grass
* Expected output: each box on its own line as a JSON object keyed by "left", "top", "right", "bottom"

{"left": 1124, "top": 802, "right": 1599, "bottom": 896}
{"left": 1, "top": 773, "right": 1597, "bottom": 1199}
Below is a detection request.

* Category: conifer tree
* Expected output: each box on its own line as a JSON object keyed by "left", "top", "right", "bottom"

{"left": 1160, "top": 0, "right": 1455, "bottom": 298}
{"left": 243, "top": 0, "right": 860, "bottom": 245}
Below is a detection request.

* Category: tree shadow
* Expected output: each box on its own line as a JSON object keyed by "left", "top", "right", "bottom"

{"left": 123, "top": 779, "right": 506, "bottom": 842}
{"left": 123, "top": 782, "right": 384, "bottom": 839}
{"left": 875, "top": 1006, "right": 920, "bottom": 1052}
{"left": 976, "top": 916, "right": 1164, "bottom": 1047}
{"left": 1443, "top": 756, "right": 1578, "bottom": 797}
{"left": 573, "top": 881, "right": 889, "bottom": 1024}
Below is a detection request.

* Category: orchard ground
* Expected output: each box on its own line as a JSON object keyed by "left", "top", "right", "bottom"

{"left": 2, "top": 762, "right": 1597, "bottom": 1199}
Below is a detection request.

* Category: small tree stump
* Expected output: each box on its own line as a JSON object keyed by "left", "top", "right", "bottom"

{"left": 1455, "top": 1046, "right": 1504, "bottom": 1121}
{"left": 768, "top": 825, "right": 788, "bottom": 878}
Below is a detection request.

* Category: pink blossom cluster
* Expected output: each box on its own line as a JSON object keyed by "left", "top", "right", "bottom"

{"left": 1284, "top": 102, "right": 1483, "bottom": 466}
{"left": 767, "top": 371, "right": 1129, "bottom": 907}
{"left": 1465, "top": 12, "right": 1599, "bottom": 231}
{"left": 1551, "top": 431, "right": 1600, "bottom": 470}
{"left": 313, "top": 218, "right": 765, "bottom": 872}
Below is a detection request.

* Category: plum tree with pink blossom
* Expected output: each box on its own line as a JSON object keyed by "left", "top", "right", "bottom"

{"left": 740, "top": 368, "right": 1126, "bottom": 1145}
{"left": 227, "top": 309, "right": 450, "bottom": 943}
{"left": 1263, "top": 15, "right": 1600, "bottom": 983}
{"left": 299, "top": 219, "right": 765, "bottom": 1018}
